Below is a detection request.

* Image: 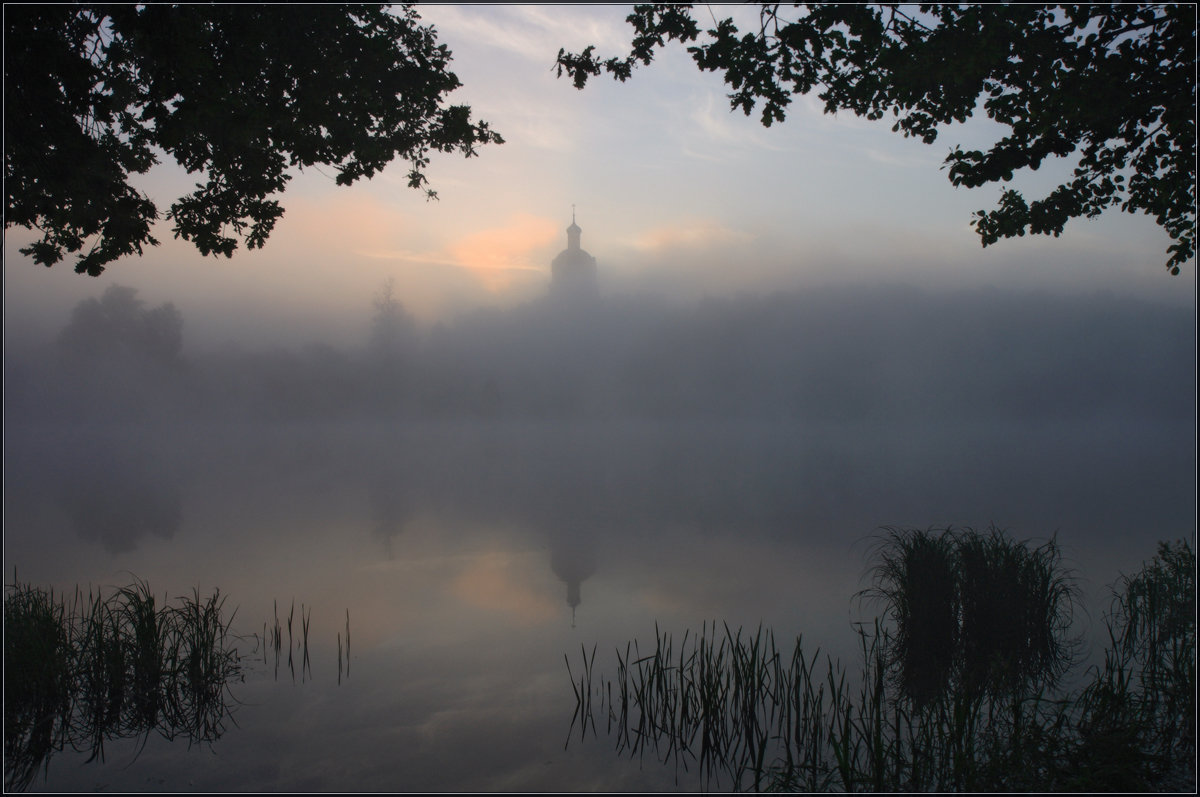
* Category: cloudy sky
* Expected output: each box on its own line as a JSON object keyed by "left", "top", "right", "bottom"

{"left": 3, "top": 4, "right": 1191, "bottom": 352}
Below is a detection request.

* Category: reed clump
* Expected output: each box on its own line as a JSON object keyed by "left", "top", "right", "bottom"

{"left": 1069, "top": 538, "right": 1196, "bottom": 791}
{"left": 863, "top": 526, "right": 1080, "bottom": 710}
{"left": 568, "top": 532, "right": 1196, "bottom": 792}
{"left": 260, "top": 598, "right": 319, "bottom": 682}
{"left": 4, "top": 583, "right": 73, "bottom": 792}
{"left": 3, "top": 576, "right": 242, "bottom": 791}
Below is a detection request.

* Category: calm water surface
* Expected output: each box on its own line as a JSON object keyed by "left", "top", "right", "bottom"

{"left": 4, "top": 415, "right": 1193, "bottom": 791}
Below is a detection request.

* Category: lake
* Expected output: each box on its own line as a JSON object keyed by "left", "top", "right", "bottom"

{"left": 4, "top": 408, "right": 1193, "bottom": 791}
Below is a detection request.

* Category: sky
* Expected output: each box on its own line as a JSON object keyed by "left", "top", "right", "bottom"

{"left": 2, "top": 4, "right": 1193, "bottom": 353}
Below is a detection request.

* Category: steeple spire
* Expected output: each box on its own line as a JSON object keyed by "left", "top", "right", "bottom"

{"left": 566, "top": 206, "right": 582, "bottom": 251}
{"left": 551, "top": 206, "right": 597, "bottom": 298}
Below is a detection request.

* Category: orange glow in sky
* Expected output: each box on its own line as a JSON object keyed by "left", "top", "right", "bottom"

{"left": 629, "top": 220, "right": 751, "bottom": 253}
{"left": 447, "top": 214, "right": 559, "bottom": 294}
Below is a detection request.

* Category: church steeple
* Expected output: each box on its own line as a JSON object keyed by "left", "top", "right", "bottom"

{"left": 551, "top": 206, "right": 597, "bottom": 299}
{"left": 551, "top": 535, "right": 597, "bottom": 629}
{"left": 566, "top": 204, "right": 582, "bottom": 251}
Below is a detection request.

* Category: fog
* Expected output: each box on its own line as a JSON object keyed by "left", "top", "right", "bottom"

{"left": 4, "top": 258, "right": 1195, "bottom": 791}
{"left": 6, "top": 276, "right": 1194, "bottom": 558}
{"left": 7, "top": 277, "right": 1192, "bottom": 422}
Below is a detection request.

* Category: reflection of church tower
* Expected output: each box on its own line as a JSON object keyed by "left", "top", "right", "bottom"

{"left": 551, "top": 537, "right": 597, "bottom": 628}
{"left": 550, "top": 207, "right": 598, "bottom": 299}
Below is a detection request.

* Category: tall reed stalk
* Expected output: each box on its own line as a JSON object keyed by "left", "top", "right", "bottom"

{"left": 3, "top": 578, "right": 243, "bottom": 791}
{"left": 567, "top": 534, "right": 1195, "bottom": 792}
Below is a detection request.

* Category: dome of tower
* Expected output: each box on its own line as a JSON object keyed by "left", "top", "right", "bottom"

{"left": 550, "top": 209, "right": 598, "bottom": 299}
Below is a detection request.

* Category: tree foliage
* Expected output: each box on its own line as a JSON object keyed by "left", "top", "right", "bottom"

{"left": 556, "top": 4, "right": 1195, "bottom": 274}
{"left": 5, "top": 5, "right": 502, "bottom": 276}
{"left": 58, "top": 284, "right": 183, "bottom": 366}
{"left": 368, "top": 277, "right": 417, "bottom": 363}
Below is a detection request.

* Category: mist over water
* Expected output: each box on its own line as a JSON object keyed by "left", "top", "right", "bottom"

{"left": 6, "top": 277, "right": 1194, "bottom": 615}
{"left": 8, "top": 280, "right": 1193, "bottom": 422}
{"left": 3, "top": 272, "right": 1195, "bottom": 790}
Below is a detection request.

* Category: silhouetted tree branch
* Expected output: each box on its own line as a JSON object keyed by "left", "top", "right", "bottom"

{"left": 5, "top": 5, "right": 503, "bottom": 275}
{"left": 556, "top": 4, "right": 1195, "bottom": 274}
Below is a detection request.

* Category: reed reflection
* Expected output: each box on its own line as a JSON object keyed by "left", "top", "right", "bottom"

{"left": 566, "top": 532, "right": 1195, "bottom": 792}
{"left": 3, "top": 578, "right": 241, "bottom": 792}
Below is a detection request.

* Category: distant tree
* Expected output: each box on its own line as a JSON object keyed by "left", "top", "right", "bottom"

{"left": 5, "top": 5, "right": 503, "bottom": 275}
{"left": 365, "top": 277, "right": 419, "bottom": 414}
{"left": 368, "top": 277, "right": 418, "bottom": 365}
{"left": 556, "top": 4, "right": 1195, "bottom": 274}
{"left": 58, "top": 284, "right": 183, "bottom": 366}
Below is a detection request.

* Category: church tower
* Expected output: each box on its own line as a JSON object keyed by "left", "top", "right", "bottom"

{"left": 550, "top": 207, "right": 598, "bottom": 299}
{"left": 551, "top": 535, "right": 597, "bottom": 628}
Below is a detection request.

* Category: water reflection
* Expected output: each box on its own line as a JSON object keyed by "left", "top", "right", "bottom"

{"left": 566, "top": 536, "right": 1195, "bottom": 792}
{"left": 3, "top": 580, "right": 241, "bottom": 792}
{"left": 4, "top": 278, "right": 1193, "bottom": 791}
{"left": 368, "top": 454, "right": 416, "bottom": 559}
{"left": 4, "top": 414, "right": 1193, "bottom": 791}
{"left": 262, "top": 599, "right": 315, "bottom": 684}
{"left": 57, "top": 444, "right": 181, "bottom": 554}
{"left": 7, "top": 415, "right": 1192, "bottom": 579}
{"left": 550, "top": 534, "right": 597, "bottom": 628}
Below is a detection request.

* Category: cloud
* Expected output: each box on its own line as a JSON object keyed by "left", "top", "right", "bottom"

{"left": 349, "top": 213, "right": 557, "bottom": 296}
{"left": 411, "top": 6, "right": 640, "bottom": 158}
{"left": 447, "top": 214, "right": 559, "bottom": 293}
{"left": 685, "top": 93, "right": 794, "bottom": 157}
{"left": 280, "top": 188, "right": 423, "bottom": 257}
{"left": 501, "top": 107, "right": 582, "bottom": 154}
{"left": 353, "top": 249, "right": 461, "bottom": 266}
{"left": 626, "top": 220, "right": 752, "bottom": 253}
{"left": 863, "top": 145, "right": 942, "bottom": 169}
{"left": 416, "top": 5, "right": 632, "bottom": 65}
